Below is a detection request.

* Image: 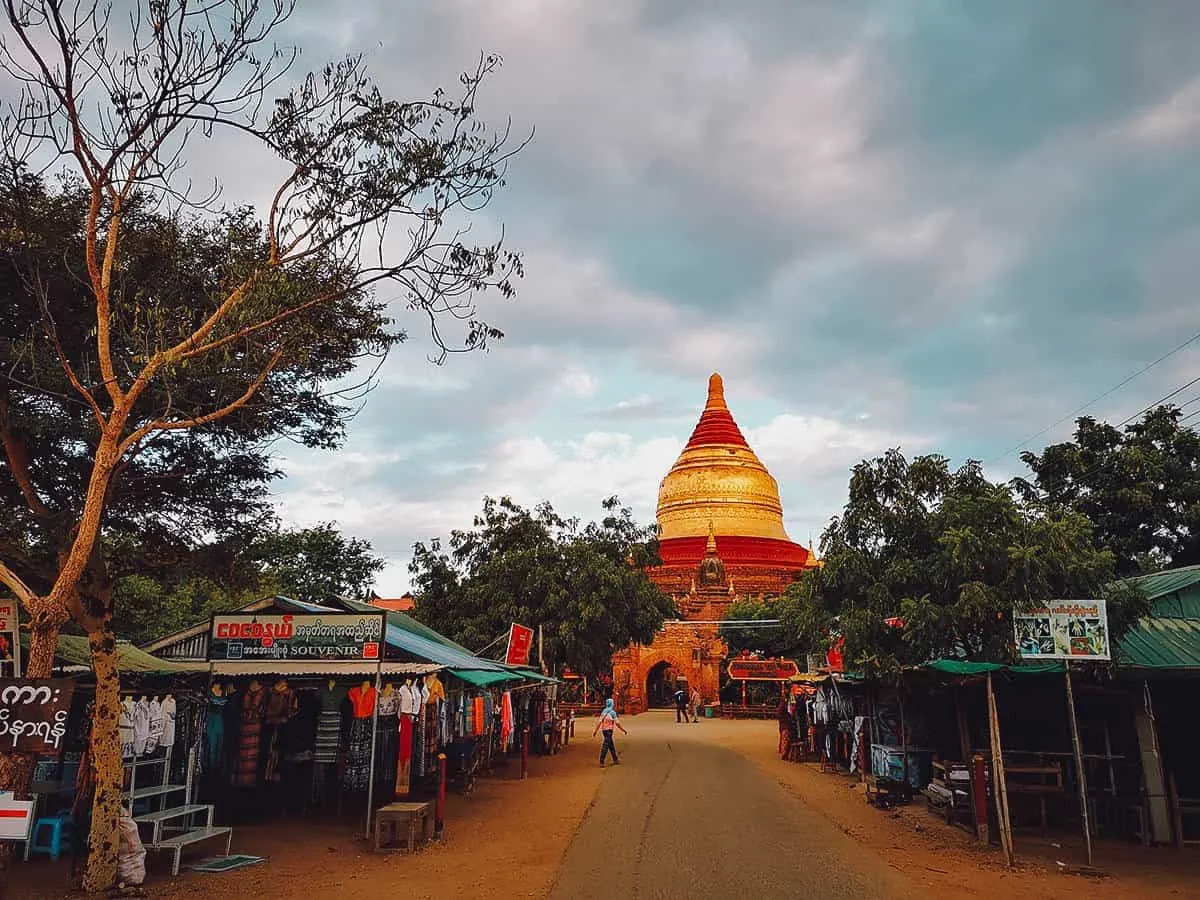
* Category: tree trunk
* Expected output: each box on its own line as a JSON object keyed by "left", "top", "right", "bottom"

{"left": 83, "top": 627, "right": 121, "bottom": 892}
{"left": 0, "top": 619, "right": 64, "bottom": 891}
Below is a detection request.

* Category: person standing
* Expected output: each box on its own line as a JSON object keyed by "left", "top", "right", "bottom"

{"left": 689, "top": 686, "right": 702, "bottom": 723}
{"left": 593, "top": 699, "right": 627, "bottom": 767}
{"left": 674, "top": 686, "right": 689, "bottom": 723}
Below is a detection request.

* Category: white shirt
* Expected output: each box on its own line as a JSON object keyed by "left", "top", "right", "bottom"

{"left": 146, "top": 699, "right": 164, "bottom": 754}
{"left": 398, "top": 684, "right": 420, "bottom": 716}
{"left": 132, "top": 699, "right": 151, "bottom": 757}
{"left": 119, "top": 700, "right": 136, "bottom": 759}
{"left": 161, "top": 696, "right": 177, "bottom": 747}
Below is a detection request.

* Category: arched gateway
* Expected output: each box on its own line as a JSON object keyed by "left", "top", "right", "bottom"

{"left": 611, "top": 373, "right": 818, "bottom": 714}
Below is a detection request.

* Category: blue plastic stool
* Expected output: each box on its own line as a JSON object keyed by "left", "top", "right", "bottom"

{"left": 29, "top": 811, "right": 73, "bottom": 862}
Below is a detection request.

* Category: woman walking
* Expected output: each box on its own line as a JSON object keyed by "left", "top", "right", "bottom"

{"left": 593, "top": 698, "right": 628, "bottom": 767}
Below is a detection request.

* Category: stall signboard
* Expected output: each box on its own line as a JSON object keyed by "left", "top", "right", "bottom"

{"left": 727, "top": 658, "right": 800, "bottom": 681}
{"left": 0, "top": 600, "right": 18, "bottom": 675}
{"left": 0, "top": 800, "right": 35, "bottom": 840}
{"left": 505, "top": 623, "right": 534, "bottom": 667}
{"left": 0, "top": 679, "right": 75, "bottom": 754}
{"left": 208, "top": 613, "right": 385, "bottom": 662}
{"left": 1014, "top": 600, "right": 1110, "bottom": 661}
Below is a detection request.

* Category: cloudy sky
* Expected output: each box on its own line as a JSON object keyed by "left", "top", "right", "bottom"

{"left": 257, "top": 0, "right": 1200, "bottom": 594}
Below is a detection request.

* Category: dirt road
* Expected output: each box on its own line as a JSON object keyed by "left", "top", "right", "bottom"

{"left": 551, "top": 711, "right": 917, "bottom": 899}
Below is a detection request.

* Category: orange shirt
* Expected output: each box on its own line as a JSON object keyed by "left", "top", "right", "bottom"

{"left": 348, "top": 685, "right": 377, "bottom": 718}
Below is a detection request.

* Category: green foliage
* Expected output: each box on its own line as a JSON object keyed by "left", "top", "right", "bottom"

{"left": 250, "top": 523, "right": 385, "bottom": 603}
{"left": 107, "top": 523, "right": 384, "bottom": 645}
{"left": 789, "top": 449, "right": 1142, "bottom": 677}
{"left": 1019, "top": 406, "right": 1200, "bottom": 576}
{"left": 719, "top": 596, "right": 802, "bottom": 659}
{"left": 409, "top": 496, "right": 676, "bottom": 677}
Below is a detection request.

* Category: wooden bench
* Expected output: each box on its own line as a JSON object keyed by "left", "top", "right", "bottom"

{"left": 374, "top": 801, "right": 433, "bottom": 852}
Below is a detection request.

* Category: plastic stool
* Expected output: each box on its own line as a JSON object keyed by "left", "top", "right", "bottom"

{"left": 29, "top": 812, "right": 73, "bottom": 862}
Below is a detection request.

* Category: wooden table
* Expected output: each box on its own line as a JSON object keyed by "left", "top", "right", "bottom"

{"left": 374, "top": 801, "right": 434, "bottom": 852}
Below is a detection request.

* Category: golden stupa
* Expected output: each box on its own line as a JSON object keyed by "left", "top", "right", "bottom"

{"left": 653, "top": 373, "right": 808, "bottom": 574}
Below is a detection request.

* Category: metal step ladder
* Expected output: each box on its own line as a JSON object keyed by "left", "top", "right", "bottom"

{"left": 125, "top": 743, "right": 234, "bottom": 875}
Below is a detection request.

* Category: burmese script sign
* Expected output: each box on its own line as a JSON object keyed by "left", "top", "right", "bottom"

{"left": 208, "top": 613, "right": 386, "bottom": 662}
{"left": 1015, "top": 600, "right": 1110, "bottom": 661}
{"left": 727, "top": 658, "right": 801, "bottom": 681}
{"left": 505, "top": 623, "right": 534, "bottom": 667}
{"left": 0, "top": 679, "right": 75, "bottom": 754}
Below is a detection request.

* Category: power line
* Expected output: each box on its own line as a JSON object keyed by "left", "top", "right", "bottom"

{"left": 988, "top": 328, "right": 1200, "bottom": 464}
{"left": 1119, "top": 374, "right": 1200, "bottom": 427}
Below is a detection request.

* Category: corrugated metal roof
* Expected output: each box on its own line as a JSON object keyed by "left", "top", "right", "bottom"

{"left": 30, "top": 635, "right": 206, "bottom": 674}
{"left": 282, "top": 598, "right": 512, "bottom": 673}
{"left": 1121, "top": 565, "right": 1200, "bottom": 604}
{"left": 1118, "top": 617, "right": 1200, "bottom": 670}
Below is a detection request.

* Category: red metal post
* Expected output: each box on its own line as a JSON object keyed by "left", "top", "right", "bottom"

{"left": 435, "top": 752, "right": 447, "bottom": 838}
{"left": 521, "top": 726, "right": 530, "bottom": 780}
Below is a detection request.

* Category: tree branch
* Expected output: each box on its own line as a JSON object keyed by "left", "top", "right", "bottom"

{"left": 0, "top": 559, "right": 35, "bottom": 605}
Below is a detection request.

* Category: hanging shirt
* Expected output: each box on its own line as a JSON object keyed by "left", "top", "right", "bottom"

{"left": 348, "top": 684, "right": 377, "bottom": 718}
{"left": 119, "top": 700, "right": 136, "bottom": 759}
{"left": 426, "top": 675, "right": 446, "bottom": 703}
{"left": 132, "top": 699, "right": 151, "bottom": 757}
{"left": 146, "top": 699, "right": 165, "bottom": 754}
{"left": 398, "top": 684, "right": 420, "bottom": 716}
{"left": 472, "top": 696, "right": 485, "bottom": 735}
{"left": 161, "top": 696, "right": 177, "bottom": 747}
{"left": 377, "top": 689, "right": 399, "bottom": 717}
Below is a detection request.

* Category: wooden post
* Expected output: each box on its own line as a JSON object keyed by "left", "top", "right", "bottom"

{"left": 987, "top": 672, "right": 1014, "bottom": 866}
{"left": 435, "top": 753, "right": 447, "bottom": 839}
{"left": 741, "top": 680, "right": 747, "bottom": 707}
{"left": 973, "top": 754, "right": 990, "bottom": 844}
{"left": 1064, "top": 662, "right": 1094, "bottom": 867}
{"left": 520, "top": 727, "right": 529, "bottom": 780}
{"left": 897, "top": 684, "right": 909, "bottom": 788}
{"left": 955, "top": 686, "right": 980, "bottom": 841}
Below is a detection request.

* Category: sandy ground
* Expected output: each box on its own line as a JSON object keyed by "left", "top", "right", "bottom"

{"left": 9, "top": 714, "right": 1200, "bottom": 898}
{"left": 8, "top": 741, "right": 603, "bottom": 899}
{"left": 711, "top": 716, "right": 1200, "bottom": 900}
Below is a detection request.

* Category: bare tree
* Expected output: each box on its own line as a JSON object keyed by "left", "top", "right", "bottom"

{"left": 0, "top": 0, "right": 523, "bottom": 889}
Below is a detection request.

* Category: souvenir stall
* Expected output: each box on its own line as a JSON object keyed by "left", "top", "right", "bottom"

{"left": 202, "top": 608, "right": 451, "bottom": 830}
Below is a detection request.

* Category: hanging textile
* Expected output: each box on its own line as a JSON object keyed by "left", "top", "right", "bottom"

{"left": 343, "top": 684, "right": 376, "bottom": 792}
{"left": 472, "top": 695, "right": 485, "bottom": 736}
{"left": 161, "top": 696, "right": 177, "bottom": 748}
{"left": 263, "top": 682, "right": 299, "bottom": 783}
{"left": 501, "top": 692, "right": 514, "bottom": 749}
{"left": 204, "top": 691, "right": 228, "bottom": 773}
{"left": 313, "top": 682, "right": 346, "bottom": 765}
{"left": 413, "top": 708, "right": 425, "bottom": 778}
{"left": 395, "top": 713, "right": 414, "bottom": 798}
{"left": 234, "top": 685, "right": 266, "bottom": 787}
{"left": 119, "top": 699, "right": 136, "bottom": 760}
{"left": 132, "top": 698, "right": 151, "bottom": 757}
{"left": 146, "top": 699, "right": 164, "bottom": 755}
{"left": 375, "top": 690, "right": 399, "bottom": 794}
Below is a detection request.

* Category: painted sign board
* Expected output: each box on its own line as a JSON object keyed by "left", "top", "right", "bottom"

{"left": 208, "top": 613, "right": 385, "bottom": 662}
{"left": 1015, "top": 600, "right": 1110, "bottom": 661}
{"left": 505, "top": 624, "right": 534, "bottom": 667}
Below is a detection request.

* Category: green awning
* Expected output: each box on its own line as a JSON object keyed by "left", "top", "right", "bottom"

{"left": 924, "top": 659, "right": 1065, "bottom": 676}
{"left": 22, "top": 635, "right": 205, "bottom": 674}
{"left": 452, "top": 669, "right": 522, "bottom": 688}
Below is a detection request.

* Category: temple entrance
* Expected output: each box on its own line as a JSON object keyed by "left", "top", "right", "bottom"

{"left": 646, "top": 661, "right": 683, "bottom": 708}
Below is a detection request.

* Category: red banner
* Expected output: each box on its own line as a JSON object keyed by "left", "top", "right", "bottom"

{"left": 505, "top": 623, "right": 534, "bottom": 667}
{"left": 726, "top": 657, "right": 800, "bottom": 681}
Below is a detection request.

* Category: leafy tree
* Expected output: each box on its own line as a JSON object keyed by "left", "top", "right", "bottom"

{"left": 0, "top": 0, "right": 523, "bottom": 888}
{"left": 109, "top": 523, "right": 386, "bottom": 645}
{"left": 248, "top": 523, "right": 385, "bottom": 604}
{"left": 719, "top": 596, "right": 802, "bottom": 659}
{"left": 1019, "top": 406, "right": 1200, "bottom": 576}
{"left": 410, "top": 496, "right": 676, "bottom": 677}
{"left": 786, "top": 449, "right": 1144, "bottom": 678}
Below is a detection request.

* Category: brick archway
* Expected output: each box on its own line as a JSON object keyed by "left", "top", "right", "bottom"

{"left": 612, "top": 623, "right": 726, "bottom": 714}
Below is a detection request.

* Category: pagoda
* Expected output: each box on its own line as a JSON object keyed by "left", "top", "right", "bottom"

{"left": 612, "top": 373, "right": 816, "bottom": 712}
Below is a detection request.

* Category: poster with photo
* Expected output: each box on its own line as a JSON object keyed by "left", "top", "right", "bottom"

{"left": 1014, "top": 600, "right": 1110, "bottom": 660}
